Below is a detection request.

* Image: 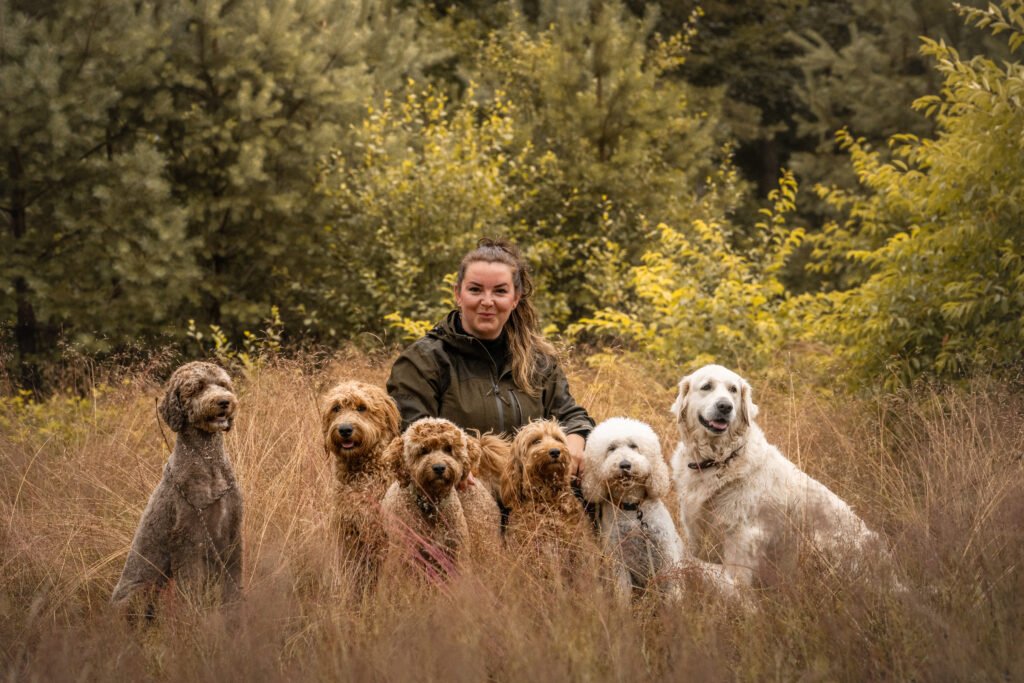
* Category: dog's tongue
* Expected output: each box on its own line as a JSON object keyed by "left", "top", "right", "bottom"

{"left": 341, "top": 440, "right": 356, "bottom": 449}
{"left": 709, "top": 419, "right": 729, "bottom": 430}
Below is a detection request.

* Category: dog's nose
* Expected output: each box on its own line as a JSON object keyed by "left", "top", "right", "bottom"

{"left": 619, "top": 460, "right": 632, "bottom": 471}
{"left": 548, "top": 448, "right": 561, "bottom": 459}
{"left": 432, "top": 463, "right": 447, "bottom": 476}
{"left": 337, "top": 423, "right": 354, "bottom": 438}
{"left": 218, "top": 399, "right": 231, "bottom": 410}
{"left": 715, "top": 400, "right": 733, "bottom": 415}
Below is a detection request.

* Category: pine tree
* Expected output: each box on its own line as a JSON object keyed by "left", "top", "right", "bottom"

{"left": 0, "top": 0, "right": 192, "bottom": 385}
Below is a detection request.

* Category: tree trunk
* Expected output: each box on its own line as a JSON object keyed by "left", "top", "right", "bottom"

{"left": 8, "top": 148, "right": 42, "bottom": 390}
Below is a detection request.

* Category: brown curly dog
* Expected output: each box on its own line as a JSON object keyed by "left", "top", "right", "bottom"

{"left": 460, "top": 431, "right": 509, "bottom": 564}
{"left": 320, "top": 380, "right": 400, "bottom": 578}
{"left": 111, "top": 361, "right": 243, "bottom": 616}
{"left": 501, "top": 419, "right": 595, "bottom": 578}
{"left": 381, "top": 418, "right": 472, "bottom": 577}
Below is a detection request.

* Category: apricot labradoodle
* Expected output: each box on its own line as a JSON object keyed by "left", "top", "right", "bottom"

{"left": 320, "top": 380, "right": 401, "bottom": 578}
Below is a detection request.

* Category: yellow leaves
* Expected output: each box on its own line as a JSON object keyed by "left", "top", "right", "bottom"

{"left": 571, "top": 172, "right": 807, "bottom": 372}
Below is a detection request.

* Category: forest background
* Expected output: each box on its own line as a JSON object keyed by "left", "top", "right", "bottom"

{"left": 3, "top": 0, "right": 1023, "bottom": 390}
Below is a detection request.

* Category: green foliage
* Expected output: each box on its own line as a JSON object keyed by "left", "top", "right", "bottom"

{"left": 0, "top": 0, "right": 193, "bottom": 362}
{"left": 319, "top": 85, "right": 535, "bottom": 333}
{"left": 1, "top": 0, "right": 432, "bottom": 381}
{"left": 810, "top": 0, "right": 1024, "bottom": 385}
{"left": 186, "top": 306, "right": 284, "bottom": 373}
{"left": 571, "top": 171, "right": 807, "bottom": 370}
{"left": 470, "top": 0, "right": 729, "bottom": 325}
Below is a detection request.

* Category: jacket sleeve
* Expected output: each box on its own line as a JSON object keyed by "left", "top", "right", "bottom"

{"left": 543, "top": 361, "right": 594, "bottom": 439}
{"left": 387, "top": 341, "right": 445, "bottom": 431}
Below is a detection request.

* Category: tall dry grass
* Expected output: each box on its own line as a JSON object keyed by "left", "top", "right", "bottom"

{"left": 1, "top": 351, "right": 1023, "bottom": 681}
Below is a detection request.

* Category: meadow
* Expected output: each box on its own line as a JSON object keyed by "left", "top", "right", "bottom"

{"left": 1, "top": 350, "right": 1022, "bottom": 681}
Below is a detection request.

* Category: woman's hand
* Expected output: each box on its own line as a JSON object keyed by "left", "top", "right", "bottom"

{"left": 566, "top": 433, "right": 586, "bottom": 478}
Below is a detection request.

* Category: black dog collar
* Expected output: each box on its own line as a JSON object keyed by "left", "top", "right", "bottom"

{"left": 688, "top": 448, "right": 741, "bottom": 472}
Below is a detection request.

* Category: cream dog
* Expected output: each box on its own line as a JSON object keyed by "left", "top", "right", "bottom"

{"left": 670, "top": 364, "right": 895, "bottom": 587}
{"left": 582, "top": 417, "right": 684, "bottom": 597}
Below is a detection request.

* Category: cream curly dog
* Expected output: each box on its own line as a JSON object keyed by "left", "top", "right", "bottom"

{"left": 670, "top": 364, "right": 895, "bottom": 587}
{"left": 111, "top": 361, "right": 243, "bottom": 614}
{"left": 501, "top": 419, "right": 595, "bottom": 574}
{"left": 320, "top": 380, "right": 401, "bottom": 578}
{"left": 581, "top": 417, "right": 684, "bottom": 597}
{"left": 381, "top": 418, "right": 472, "bottom": 575}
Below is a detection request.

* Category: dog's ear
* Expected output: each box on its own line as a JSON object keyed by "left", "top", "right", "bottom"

{"left": 456, "top": 432, "right": 471, "bottom": 486}
{"left": 648, "top": 453, "right": 671, "bottom": 500}
{"left": 499, "top": 454, "right": 524, "bottom": 509}
{"left": 381, "top": 394, "right": 401, "bottom": 442}
{"left": 465, "top": 437, "right": 482, "bottom": 474}
{"left": 384, "top": 436, "right": 410, "bottom": 487}
{"left": 739, "top": 379, "right": 759, "bottom": 427}
{"left": 579, "top": 440, "right": 603, "bottom": 502}
{"left": 158, "top": 375, "right": 188, "bottom": 433}
{"left": 670, "top": 376, "right": 691, "bottom": 430}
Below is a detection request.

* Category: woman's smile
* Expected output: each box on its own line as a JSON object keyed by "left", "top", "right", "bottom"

{"left": 455, "top": 262, "right": 521, "bottom": 340}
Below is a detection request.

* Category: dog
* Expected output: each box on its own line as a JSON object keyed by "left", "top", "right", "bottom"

{"left": 670, "top": 364, "right": 896, "bottom": 587}
{"left": 459, "top": 431, "right": 508, "bottom": 563}
{"left": 581, "top": 417, "right": 684, "bottom": 598}
{"left": 320, "top": 380, "right": 401, "bottom": 580}
{"left": 501, "top": 419, "right": 595, "bottom": 577}
{"left": 381, "top": 418, "right": 472, "bottom": 576}
{"left": 111, "top": 361, "right": 243, "bottom": 615}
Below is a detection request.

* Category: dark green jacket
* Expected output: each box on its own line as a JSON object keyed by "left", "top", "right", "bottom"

{"left": 387, "top": 311, "right": 594, "bottom": 438}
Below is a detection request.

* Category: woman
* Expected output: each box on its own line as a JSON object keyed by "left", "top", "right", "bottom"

{"left": 386, "top": 238, "right": 594, "bottom": 473}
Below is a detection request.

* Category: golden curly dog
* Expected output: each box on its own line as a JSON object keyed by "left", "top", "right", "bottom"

{"left": 320, "top": 380, "right": 400, "bottom": 580}
{"left": 460, "top": 431, "right": 508, "bottom": 563}
{"left": 670, "top": 364, "right": 898, "bottom": 587}
{"left": 381, "top": 418, "right": 472, "bottom": 576}
{"left": 501, "top": 419, "right": 595, "bottom": 577}
{"left": 112, "top": 361, "right": 243, "bottom": 615}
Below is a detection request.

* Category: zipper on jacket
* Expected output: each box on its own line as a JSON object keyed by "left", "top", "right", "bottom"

{"left": 472, "top": 338, "right": 511, "bottom": 434}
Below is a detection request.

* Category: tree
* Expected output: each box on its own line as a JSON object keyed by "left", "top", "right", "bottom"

{"left": 0, "top": 0, "right": 192, "bottom": 385}
{"left": 809, "top": 0, "right": 1024, "bottom": 384}
{"left": 318, "top": 86, "right": 533, "bottom": 335}
{"left": 467, "top": 0, "right": 730, "bottom": 325}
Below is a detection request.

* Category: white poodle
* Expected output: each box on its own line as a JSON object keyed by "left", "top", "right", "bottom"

{"left": 670, "top": 364, "right": 896, "bottom": 587}
{"left": 581, "top": 417, "right": 687, "bottom": 597}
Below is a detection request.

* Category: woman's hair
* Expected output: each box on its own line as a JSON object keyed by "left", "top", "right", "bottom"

{"left": 455, "top": 238, "right": 556, "bottom": 396}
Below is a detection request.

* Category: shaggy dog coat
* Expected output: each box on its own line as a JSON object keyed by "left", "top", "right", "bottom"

{"left": 670, "top": 364, "right": 893, "bottom": 587}
{"left": 381, "top": 418, "right": 472, "bottom": 575}
{"left": 501, "top": 419, "right": 595, "bottom": 575}
{"left": 320, "top": 380, "right": 401, "bottom": 578}
{"left": 459, "top": 432, "right": 508, "bottom": 563}
{"left": 111, "top": 362, "right": 243, "bottom": 613}
{"left": 582, "top": 417, "right": 684, "bottom": 597}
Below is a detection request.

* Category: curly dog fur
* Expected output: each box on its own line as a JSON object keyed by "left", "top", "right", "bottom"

{"left": 460, "top": 432, "right": 508, "bottom": 562}
{"left": 111, "top": 361, "right": 243, "bottom": 614}
{"left": 381, "top": 418, "right": 472, "bottom": 575}
{"left": 501, "top": 419, "right": 595, "bottom": 574}
{"left": 320, "top": 380, "right": 400, "bottom": 578}
{"left": 581, "top": 417, "right": 684, "bottom": 598}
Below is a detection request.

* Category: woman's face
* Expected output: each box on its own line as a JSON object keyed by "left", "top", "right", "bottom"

{"left": 455, "top": 261, "right": 521, "bottom": 340}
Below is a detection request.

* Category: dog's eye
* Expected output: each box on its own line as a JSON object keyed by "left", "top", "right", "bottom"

{"left": 443, "top": 444, "right": 452, "bottom": 453}
{"left": 331, "top": 404, "right": 340, "bottom": 414}
{"left": 532, "top": 438, "right": 542, "bottom": 446}
{"left": 700, "top": 383, "right": 712, "bottom": 391}
{"left": 628, "top": 442, "right": 637, "bottom": 449}
{"left": 356, "top": 405, "right": 366, "bottom": 412}
{"left": 728, "top": 385, "right": 737, "bottom": 393}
